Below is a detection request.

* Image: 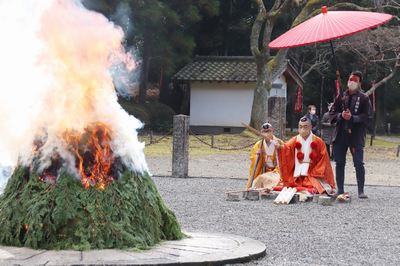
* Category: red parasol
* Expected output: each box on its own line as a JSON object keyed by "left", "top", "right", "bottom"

{"left": 269, "top": 7, "right": 392, "bottom": 49}
{"left": 268, "top": 6, "right": 392, "bottom": 153}
{"left": 268, "top": 6, "right": 392, "bottom": 90}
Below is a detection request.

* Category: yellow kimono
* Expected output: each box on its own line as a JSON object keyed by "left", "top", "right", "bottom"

{"left": 245, "top": 137, "right": 283, "bottom": 189}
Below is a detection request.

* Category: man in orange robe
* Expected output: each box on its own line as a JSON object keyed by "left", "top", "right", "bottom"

{"left": 277, "top": 117, "right": 335, "bottom": 194}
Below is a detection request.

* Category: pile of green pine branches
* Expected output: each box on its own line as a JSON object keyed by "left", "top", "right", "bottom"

{"left": 0, "top": 166, "right": 185, "bottom": 250}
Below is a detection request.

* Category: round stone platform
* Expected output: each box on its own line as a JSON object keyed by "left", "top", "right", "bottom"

{"left": 0, "top": 231, "right": 266, "bottom": 266}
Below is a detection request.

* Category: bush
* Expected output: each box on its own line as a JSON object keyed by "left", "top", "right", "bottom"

{"left": 131, "top": 87, "right": 160, "bottom": 102}
{"left": 120, "top": 103, "right": 150, "bottom": 126}
{"left": 119, "top": 101, "right": 175, "bottom": 132}
{"left": 387, "top": 109, "right": 400, "bottom": 134}
{"left": 143, "top": 102, "right": 175, "bottom": 132}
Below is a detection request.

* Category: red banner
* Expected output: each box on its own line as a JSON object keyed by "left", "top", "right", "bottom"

{"left": 371, "top": 81, "right": 376, "bottom": 114}
{"left": 294, "top": 86, "right": 302, "bottom": 112}
{"left": 335, "top": 80, "right": 340, "bottom": 96}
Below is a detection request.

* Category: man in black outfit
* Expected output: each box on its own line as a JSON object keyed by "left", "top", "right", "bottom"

{"left": 329, "top": 71, "right": 372, "bottom": 198}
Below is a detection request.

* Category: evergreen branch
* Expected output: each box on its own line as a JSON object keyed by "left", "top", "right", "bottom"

{"left": 3, "top": 219, "right": 7, "bottom": 240}
{"left": 110, "top": 185, "right": 120, "bottom": 205}
{"left": 110, "top": 185, "right": 124, "bottom": 220}
{"left": 49, "top": 200, "right": 54, "bottom": 237}
{"left": 101, "top": 212, "right": 132, "bottom": 248}
{"left": 105, "top": 186, "right": 108, "bottom": 205}
{"left": 89, "top": 215, "right": 97, "bottom": 249}
{"left": 64, "top": 183, "right": 69, "bottom": 213}
{"left": 37, "top": 184, "right": 54, "bottom": 202}
{"left": 17, "top": 180, "right": 27, "bottom": 201}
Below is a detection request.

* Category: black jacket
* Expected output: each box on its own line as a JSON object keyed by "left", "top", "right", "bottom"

{"left": 329, "top": 90, "right": 372, "bottom": 146}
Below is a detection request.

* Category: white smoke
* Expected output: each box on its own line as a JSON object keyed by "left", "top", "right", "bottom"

{"left": 110, "top": 2, "right": 140, "bottom": 99}
{"left": 110, "top": 2, "right": 134, "bottom": 41}
{"left": 0, "top": 0, "right": 147, "bottom": 185}
{"left": 0, "top": 164, "right": 12, "bottom": 195}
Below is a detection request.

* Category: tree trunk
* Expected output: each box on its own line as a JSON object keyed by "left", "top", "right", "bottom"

{"left": 374, "top": 82, "right": 386, "bottom": 134}
{"left": 249, "top": 55, "right": 270, "bottom": 128}
{"left": 159, "top": 73, "right": 170, "bottom": 105}
{"left": 222, "top": 22, "right": 230, "bottom": 56}
{"left": 221, "top": 0, "right": 231, "bottom": 56}
{"left": 181, "top": 81, "right": 191, "bottom": 115}
{"left": 139, "top": 31, "right": 151, "bottom": 104}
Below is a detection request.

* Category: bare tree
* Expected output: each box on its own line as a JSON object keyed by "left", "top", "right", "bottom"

{"left": 248, "top": 0, "right": 321, "bottom": 128}
{"left": 339, "top": 27, "right": 400, "bottom": 95}
{"left": 248, "top": 0, "right": 399, "bottom": 128}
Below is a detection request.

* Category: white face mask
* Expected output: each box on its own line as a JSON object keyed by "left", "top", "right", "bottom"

{"left": 299, "top": 128, "right": 310, "bottom": 137}
{"left": 348, "top": 81, "right": 358, "bottom": 91}
{"left": 310, "top": 110, "right": 316, "bottom": 115}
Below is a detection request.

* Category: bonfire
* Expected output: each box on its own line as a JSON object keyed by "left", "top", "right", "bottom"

{"left": 0, "top": 0, "right": 183, "bottom": 250}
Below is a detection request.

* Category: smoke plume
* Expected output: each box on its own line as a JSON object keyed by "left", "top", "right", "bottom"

{"left": 0, "top": 0, "right": 147, "bottom": 181}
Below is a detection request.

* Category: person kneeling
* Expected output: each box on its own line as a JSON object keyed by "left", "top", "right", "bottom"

{"left": 245, "top": 123, "right": 283, "bottom": 191}
{"left": 277, "top": 117, "right": 335, "bottom": 194}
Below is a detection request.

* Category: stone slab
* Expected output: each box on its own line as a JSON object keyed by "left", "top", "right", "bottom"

{"left": 260, "top": 193, "right": 278, "bottom": 200}
{"left": 289, "top": 194, "right": 299, "bottom": 204}
{"left": 226, "top": 193, "right": 241, "bottom": 201}
{"left": 0, "top": 231, "right": 266, "bottom": 266}
{"left": 301, "top": 196, "right": 313, "bottom": 202}
{"left": 244, "top": 191, "right": 259, "bottom": 201}
{"left": 318, "top": 195, "right": 333, "bottom": 206}
{"left": 312, "top": 194, "right": 319, "bottom": 203}
{"left": 336, "top": 197, "right": 352, "bottom": 203}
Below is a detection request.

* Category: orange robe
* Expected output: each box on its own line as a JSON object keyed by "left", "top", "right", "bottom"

{"left": 278, "top": 134, "right": 335, "bottom": 194}
{"left": 245, "top": 137, "right": 283, "bottom": 189}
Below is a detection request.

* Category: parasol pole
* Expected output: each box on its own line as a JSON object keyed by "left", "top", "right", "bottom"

{"left": 329, "top": 40, "right": 343, "bottom": 95}
{"left": 241, "top": 122, "right": 283, "bottom": 143}
{"left": 329, "top": 40, "right": 356, "bottom": 154}
{"left": 226, "top": 188, "right": 273, "bottom": 194}
{"left": 320, "top": 72, "right": 324, "bottom": 118}
{"left": 247, "top": 140, "right": 264, "bottom": 188}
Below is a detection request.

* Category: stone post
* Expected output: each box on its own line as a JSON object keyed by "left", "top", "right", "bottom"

{"left": 268, "top": 95, "right": 286, "bottom": 141}
{"left": 172, "top": 115, "right": 190, "bottom": 178}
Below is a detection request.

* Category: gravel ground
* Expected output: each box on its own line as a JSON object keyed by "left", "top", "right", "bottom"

{"left": 147, "top": 154, "right": 400, "bottom": 186}
{"left": 148, "top": 136, "right": 400, "bottom": 266}
{"left": 153, "top": 176, "right": 400, "bottom": 266}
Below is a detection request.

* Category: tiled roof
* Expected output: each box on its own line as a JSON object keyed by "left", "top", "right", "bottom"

{"left": 172, "top": 56, "right": 257, "bottom": 82}
{"left": 172, "top": 56, "right": 303, "bottom": 86}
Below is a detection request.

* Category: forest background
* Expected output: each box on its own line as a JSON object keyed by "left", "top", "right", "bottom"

{"left": 82, "top": 0, "right": 400, "bottom": 135}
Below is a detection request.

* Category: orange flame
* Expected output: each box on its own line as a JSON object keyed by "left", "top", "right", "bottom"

{"left": 38, "top": 170, "right": 57, "bottom": 183}
{"left": 61, "top": 122, "right": 115, "bottom": 189}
